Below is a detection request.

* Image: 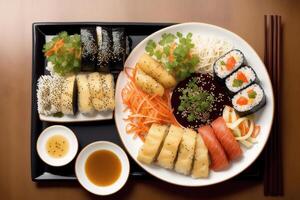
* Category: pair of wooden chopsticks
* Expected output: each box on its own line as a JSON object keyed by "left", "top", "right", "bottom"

{"left": 263, "top": 15, "right": 283, "bottom": 196}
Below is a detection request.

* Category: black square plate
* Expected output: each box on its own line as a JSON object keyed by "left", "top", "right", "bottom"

{"left": 31, "top": 22, "right": 263, "bottom": 182}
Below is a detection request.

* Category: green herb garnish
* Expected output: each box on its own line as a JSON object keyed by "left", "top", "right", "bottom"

{"left": 178, "top": 78, "right": 214, "bottom": 122}
{"left": 43, "top": 31, "right": 81, "bottom": 76}
{"left": 232, "top": 79, "right": 243, "bottom": 87}
{"left": 220, "top": 60, "right": 226, "bottom": 65}
{"left": 248, "top": 90, "right": 257, "bottom": 99}
{"left": 53, "top": 112, "right": 64, "bottom": 118}
{"left": 145, "top": 32, "right": 199, "bottom": 81}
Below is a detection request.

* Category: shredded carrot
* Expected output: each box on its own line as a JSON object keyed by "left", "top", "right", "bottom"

{"left": 45, "top": 39, "right": 65, "bottom": 57}
{"left": 251, "top": 125, "right": 260, "bottom": 138}
{"left": 122, "top": 67, "right": 178, "bottom": 140}
{"left": 239, "top": 120, "right": 250, "bottom": 136}
{"left": 168, "top": 43, "right": 176, "bottom": 62}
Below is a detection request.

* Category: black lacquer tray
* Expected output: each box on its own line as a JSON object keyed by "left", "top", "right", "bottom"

{"left": 31, "top": 22, "right": 263, "bottom": 182}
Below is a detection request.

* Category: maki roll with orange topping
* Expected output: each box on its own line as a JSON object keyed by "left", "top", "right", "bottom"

{"left": 80, "top": 27, "right": 97, "bottom": 71}
{"left": 213, "top": 49, "right": 245, "bottom": 81}
{"left": 232, "top": 83, "right": 266, "bottom": 116}
{"left": 225, "top": 66, "right": 257, "bottom": 94}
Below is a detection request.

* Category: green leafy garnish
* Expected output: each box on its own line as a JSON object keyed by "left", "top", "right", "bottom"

{"left": 145, "top": 32, "right": 199, "bottom": 81}
{"left": 159, "top": 33, "right": 176, "bottom": 46}
{"left": 178, "top": 78, "right": 214, "bottom": 122}
{"left": 53, "top": 112, "right": 64, "bottom": 118}
{"left": 220, "top": 60, "right": 226, "bottom": 65}
{"left": 248, "top": 90, "right": 257, "bottom": 99}
{"left": 232, "top": 79, "right": 243, "bottom": 87}
{"left": 43, "top": 31, "right": 81, "bottom": 76}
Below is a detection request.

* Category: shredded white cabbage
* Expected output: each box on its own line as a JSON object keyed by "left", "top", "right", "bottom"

{"left": 222, "top": 106, "right": 258, "bottom": 148}
{"left": 191, "top": 35, "right": 233, "bottom": 73}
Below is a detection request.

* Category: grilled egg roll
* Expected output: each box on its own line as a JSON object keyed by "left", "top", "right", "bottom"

{"left": 135, "top": 68, "right": 164, "bottom": 96}
{"left": 137, "top": 53, "right": 176, "bottom": 88}
{"left": 191, "top": 134, "right": 209, "bottom": 178}
{"left": 157, "top": 125, "right": 184, "bottom": 169}
{"left": 174, "top": 128, "right": 197, "bottom": 175}
{"left": 137, "top": 124, "right": 168, "bottom": 164}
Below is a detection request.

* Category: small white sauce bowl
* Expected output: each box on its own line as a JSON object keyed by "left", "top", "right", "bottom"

{"left": 75, "top": 141, "right": 130, "bottom": 196}
{"left": 36, "top": 125, "right": 78, "bottom": 167}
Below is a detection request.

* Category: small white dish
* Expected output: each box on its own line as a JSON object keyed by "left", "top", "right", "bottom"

{"left": 75, "top": 141, "right": 130, "bottom": 196}
{"left": 36, "top": 125, "right": 78, "bottom": 167}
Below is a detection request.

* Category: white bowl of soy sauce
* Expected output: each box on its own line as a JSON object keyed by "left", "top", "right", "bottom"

{"left": 75, "top": 141, "right": 130, "bottom": 196}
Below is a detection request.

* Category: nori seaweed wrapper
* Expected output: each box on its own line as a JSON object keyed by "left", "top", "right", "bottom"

{"left": 80, "top": 27, "right": 97, "bottom": 71}
{"left": 213, "top": 49, "right": 245, "bottom": 83}
{"left": 96, "top": 26, "right": 113, "bottom": 73}
{"left": 232, "top": 83, "right": 266, "bottom": 116}
{"left": 111, "top": 27, "right": 126, "bottom": 71}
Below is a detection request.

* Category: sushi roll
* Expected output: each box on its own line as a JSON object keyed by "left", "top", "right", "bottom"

{"left": 96, "top": 26, "right": 112, "bottom": 73}
{"left": 232, "top": 83, "right": 266, "bottom": 116}
{"left": 37, "top": 75, "right": 52, "bottom": 115}
{"left": 87, "top": 73, "right": 115, "bottom": 111}
{"left": 111, "top": 28, "right": 126, "bottom": 71}
{"left": 81, "top": 27, "right": 97, "bottom": 71}
{"left": 213, "top": 49, "right": 245, "bottom": 81}
{"left": 61, "top": 75, "right": 77, "bottom": 115}
{"left": 76, "top": 74, "right": 94, "bottom": 114}
{"left": 37, "top": 75, "right": 64, "bottom": 116}
{"left": 225, "top": 66, "right": 257, "bottom": 94}
{"left": 48, "top": 75, "right": 64, "bottom": 113}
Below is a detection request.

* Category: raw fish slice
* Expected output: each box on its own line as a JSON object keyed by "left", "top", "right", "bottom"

{"left": 198, "top": 125, "right": 229, "bottom": 171}
{"left": 211, "top": 117, "right": 242, "bottom": 160}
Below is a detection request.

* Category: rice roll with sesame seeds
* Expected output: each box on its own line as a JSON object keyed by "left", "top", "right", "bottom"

{"left": 110, "top": 28, "right": 126, "bottom": 71}
{"left": 61, "top": 75, "right": 77, "bottom": 115}
{"left": 87, "top": 72, "right": 104, "bottom": 111}
{"left": 81, "top": 27, "right": 97, "bottom": 71}
{"left": 213, "top": 49, "right": 245, "bottom": 81}
{"left": 96, "top": 26, "right": 112, "bottom": 73}
{"left": 48, "top": 75, "right": 64, "bottom": 113}
{"left": 225, "top": 66, "right": 257, "bottom": 94}
{"left": 76, "top": 74, "right": 94, "bottom": 114}
{"left": 232, "top": 83, "right": 266, "bottom": 116}
{"left": 91, "top": 73, "right": 115, "bottom": 111}
{"left": 36, "top": 75, "right": 53, "bottom": 116}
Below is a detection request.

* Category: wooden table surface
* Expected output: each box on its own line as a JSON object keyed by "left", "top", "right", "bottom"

{"left": 1, "top": 0, "right": 300, "bottom": 199}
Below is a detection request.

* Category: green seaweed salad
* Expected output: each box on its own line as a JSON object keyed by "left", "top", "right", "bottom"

{"left": 145, "top": 32, "right": 199, "bottom": 81}
{"left": 43, "top": 32, "right": 81, "bottom": 76}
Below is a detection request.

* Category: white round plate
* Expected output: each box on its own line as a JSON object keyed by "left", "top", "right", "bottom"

{"left": 36, "top": 125, "right": 78, "bottom": 167}
{"left": 115, "top": 22, "right": 274, "bottom": 186}
{"left": 75, "top": 141, "right": 130, "bottom": 196}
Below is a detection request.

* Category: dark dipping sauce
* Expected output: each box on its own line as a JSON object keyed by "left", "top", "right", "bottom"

{"left": 171, "top": 73, "right": 231, "bottom": 130}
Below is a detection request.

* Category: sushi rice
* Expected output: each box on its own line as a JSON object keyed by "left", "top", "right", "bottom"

{"left": 225, "top": 66, "right": 256, "bottom": 93}
{"left": 214, "top": 49, "right": 244, "bottom": 79}
{"left": 232, "top": 83, "right": 265, "bottom": 113}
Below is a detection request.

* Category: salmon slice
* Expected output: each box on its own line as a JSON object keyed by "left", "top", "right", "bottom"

{"left": 198, "top": 125, "right": 229, "bottom": 171}
{"left": 211, "top": 117, "right": 243, "bottom": 160}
